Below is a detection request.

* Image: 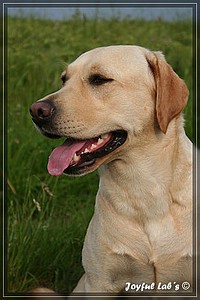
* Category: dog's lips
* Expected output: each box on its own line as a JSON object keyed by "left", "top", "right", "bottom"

{"left": 47, "top": 131, "right": 127, "bottom": 176}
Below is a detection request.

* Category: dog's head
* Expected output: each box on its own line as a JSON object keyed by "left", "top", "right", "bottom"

{"left": 30, "top": 45, "right": 188, "bottom": 176}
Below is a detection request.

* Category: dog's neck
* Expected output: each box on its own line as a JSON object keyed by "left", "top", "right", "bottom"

{"left": 98, "top": 118, "right": 192, "bottom": 223}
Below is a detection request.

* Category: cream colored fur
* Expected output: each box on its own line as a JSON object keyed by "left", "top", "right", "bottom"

{"left": 34, "top": 46, "right": 194, "bottom": 296}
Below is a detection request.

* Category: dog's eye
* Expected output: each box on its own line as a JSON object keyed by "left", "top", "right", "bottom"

{"left": 61, "top": 74, "right": 68, "bottom": 85}
{"left": 89, "top": 74, "right": 113, "bottom": 86}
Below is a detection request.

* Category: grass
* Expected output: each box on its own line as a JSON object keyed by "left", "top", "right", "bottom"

{"left": 6, "top": 14, "right": 194, "bottom": 294}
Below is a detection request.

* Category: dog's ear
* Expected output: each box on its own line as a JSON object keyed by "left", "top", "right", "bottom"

{"left": 146, "top": 51, "right": 188, "bottom": 134}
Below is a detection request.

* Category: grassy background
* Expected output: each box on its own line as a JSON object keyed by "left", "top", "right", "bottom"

{"left": 6, "top": 14, "right": 193, "bottom": 294}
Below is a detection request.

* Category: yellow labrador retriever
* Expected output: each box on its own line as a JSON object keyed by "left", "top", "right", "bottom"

{"left": 30, "top": 45, "right": 193, "bottom": 295}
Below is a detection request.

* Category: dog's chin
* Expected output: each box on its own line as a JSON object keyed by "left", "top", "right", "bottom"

{"left": 64, "top": 157, "right": 103, "bottom": 176}
{"left": 38, "top": 127, "right": 128, "bottom": 177}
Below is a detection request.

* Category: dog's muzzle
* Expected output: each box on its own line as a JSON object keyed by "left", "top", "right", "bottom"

{"left": 30, "top": 100, "right": 128, "bottom": 176}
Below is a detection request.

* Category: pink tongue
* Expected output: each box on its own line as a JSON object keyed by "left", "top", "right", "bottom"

{"left": 47, "top": 140, "right": 86, "bottom": 176}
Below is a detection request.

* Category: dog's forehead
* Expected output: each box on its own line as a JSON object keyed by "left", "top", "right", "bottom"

{"left": 68, "top": 46, "right": 149, "bottom": 74}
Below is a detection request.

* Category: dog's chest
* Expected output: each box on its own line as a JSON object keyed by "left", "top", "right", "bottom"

{"left": 143, "top": 212, "right": 192, "bottom": 261}
{"left": 110, "top": 211, "right": 191, "bottom": 265}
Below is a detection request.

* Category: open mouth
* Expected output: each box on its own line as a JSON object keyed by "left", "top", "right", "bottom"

{"left": 47, "top": 130, "right": 127, "bottom": 176}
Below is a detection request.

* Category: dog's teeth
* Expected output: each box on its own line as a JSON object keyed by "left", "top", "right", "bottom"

{"left": 84, "top": 148, "right": 89, "bottom": 153}
{"left": 101, "top": 133, "right": 109, "bottom": 139}
{"left": 91, "top": 144, "right": 97, "bottom": 150}
{"left": 97, "top": 138, "right": 104, "bottom": 145}
{"left": 73, "top": 153, "right": 80, "bottom": 162}
{"left": 81, "top": 148, "right": 89, "bottom": 155}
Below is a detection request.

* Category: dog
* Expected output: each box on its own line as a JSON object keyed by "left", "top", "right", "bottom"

{"left": 30, "top": 45, "right": 193, "bottom": 296}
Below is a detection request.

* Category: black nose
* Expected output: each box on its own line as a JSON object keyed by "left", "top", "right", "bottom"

{"left": 30, "top": 100, "right": 55, "bottom": 124}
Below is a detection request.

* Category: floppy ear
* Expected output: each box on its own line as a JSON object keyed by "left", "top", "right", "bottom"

{"left": 146, "top": 51, "right": 188, "bottom": 134}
